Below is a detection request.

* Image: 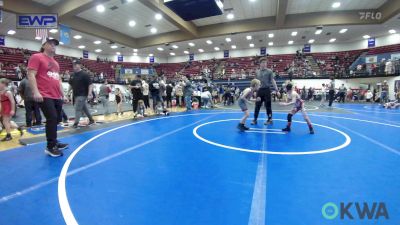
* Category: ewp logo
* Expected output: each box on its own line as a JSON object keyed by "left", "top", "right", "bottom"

{"left": 322, "top": 202, "right": 389, "bottom": 220}
{"left": 17, "top": 14, "right": 58, "bottom": 29}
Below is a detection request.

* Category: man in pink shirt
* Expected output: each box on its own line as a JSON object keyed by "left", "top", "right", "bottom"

{"left": 27, "top": 38, "right": 68, "bottom": 157}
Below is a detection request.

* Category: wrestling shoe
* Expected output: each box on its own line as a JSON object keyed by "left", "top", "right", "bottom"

{"left": 237, "top": 123, "right": 246, "bottom": 131}
{"left": 243, "top": 125, "right": 250, "bottom": 130}
{"left": 250, "top": 120, "right": 257, "bottom": 125}
{"left": 1, "top": 135, "right": 12, "bottom": 142}
{"left": 309, "top": 128, "right": 315, "bottom": 134}
{"left": 282, "top": 127, "right": 291, "bottom": 132}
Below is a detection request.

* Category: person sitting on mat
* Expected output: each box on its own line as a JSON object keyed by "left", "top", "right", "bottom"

{"left": 237, "top": 79, "right": 261, "bottom": 131}
{"left": 280, "top": 83, "right": 314, "bottom": 134}
{"left": 383, "top": 100, "right": 400, "bottom": 109}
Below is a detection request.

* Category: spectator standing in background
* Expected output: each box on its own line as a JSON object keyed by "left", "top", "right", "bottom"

{"left": 68, "top": 60, "right": 95, "bottom": 129}
{"left": 129, "top": 75, "right": 143, "bottom": 117}
{"left": 149, "top": 76, "right": 161, "bottom": 112}
{"left": 320, "top": 83, "right": 326, "bottom": 107}
{"left": 175, "top": 81, "right": 184, "bottom": 107}
{"left": 338, "top": 84, "right": 347, "bottom": 103}
{"left": 19, "top": 76, "right": 42, "bottom": 127}
{"left": 183, "top": 75, "right": 193, "bottom": 111}
{"left": 98, "top": 80, "right": 111, "bottom": 115}
{"left": 381, "top": 80, "right": 389, "bottom": 103}
{"left": 27, "top": 38, "right": 68, "bottom": 157}
{"left": 142, "top": 79, "right": 150, "bottom": 108}
{"left": 166, "top": 82, "right": 173, "bottom": 108}
{"left": 328, "top": 77, "right": 336, "bottom": 108}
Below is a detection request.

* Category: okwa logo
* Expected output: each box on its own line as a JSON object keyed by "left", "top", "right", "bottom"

{"left": 322, "top": 202, "right": 389, "bottom": 220}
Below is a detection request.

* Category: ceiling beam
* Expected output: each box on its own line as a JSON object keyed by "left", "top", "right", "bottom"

{"left": 2, "top": 0, "right": 49, "bottom": 13}
{"left": 275, "top": 0, "right": 289, "bottom": 27}
{"left": 137, "top": 0, "right": 198, "bottom": 37}
{"left": 51, "top": 0, "right": 111, "bottom": 18}
{"left": 59, "top": 16, "right": 137, "bottom": 47}
{"left": 378, "top": 0, "right": 400, "bottom": 21}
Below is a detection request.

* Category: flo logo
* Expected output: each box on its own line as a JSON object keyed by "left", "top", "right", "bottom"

{"left": 322, "top": 202, "right": 389, "bottom": 220}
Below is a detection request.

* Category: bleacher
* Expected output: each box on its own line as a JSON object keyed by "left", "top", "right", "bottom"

{"left": 1, "top": 44, "right": 399, "bottom": 81}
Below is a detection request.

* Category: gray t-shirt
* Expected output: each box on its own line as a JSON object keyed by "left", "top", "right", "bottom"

{"left": 183, "top": 81, "right": 193, "bottom": 97}
{"left": 329, "top": 80, "right": 335, "bottom": 91}
{"left": 19, "top": 78, "right": 33, "bottom": 101}
{"left": 257, "top": 69, "right": 275, "bottom": 88}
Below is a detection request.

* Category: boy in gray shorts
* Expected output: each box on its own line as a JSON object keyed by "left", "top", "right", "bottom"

{"left": 238, "top": 79, "right": 261, "bottom": 131}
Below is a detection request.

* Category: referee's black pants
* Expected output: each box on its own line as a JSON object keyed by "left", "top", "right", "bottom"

{"left": 328, "top": 90, "right": 335, "bottom": 107}
{"left": 254, "top": 87, "right": 272, "bottom": 121}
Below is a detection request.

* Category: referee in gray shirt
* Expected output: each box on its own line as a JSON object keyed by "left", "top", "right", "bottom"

{"left": 252, "top": 58, "right": 279, "bottom": 125}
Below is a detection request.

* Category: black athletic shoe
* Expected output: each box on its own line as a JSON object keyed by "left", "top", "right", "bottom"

{"left": 282, "top": 127, "right": 291, "bottom": 132}
{"left": 17, "top": 127, "right": 24, "bottom": 136}
{"left": 57, "top": 142, "right": 69, "bottom": 150}
{"left": 72, "top": 124, "right": 79, "bottom": 129}
{"left": 237, "top": 123, "right": 245, "bottom": 131}
{"left": 310, "top": 128, "right": 315, "bottom": 134}
{"left": 264, "top": 119, "right": 273, "bottom": 125}
{"left": 251, "top": 120, "right": 257, "bottom": 125}
{"left": 1, "top": 135, "right": 12, "bottom": 142}
{"left": 88, "top": 120, "right": 95, "bottom": 126}
{"left": 45, "top": 146, "right": 63, "bottom": 157}
{"left": 243, "top": 125, "right": 250, "bottom": 130}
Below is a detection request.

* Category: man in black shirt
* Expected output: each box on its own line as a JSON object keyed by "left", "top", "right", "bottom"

{"left": 68, "top": 60, "right": 95, "bottom": 128}
{"left": 129, "top": 75, "right": 143, "bottom": 115}
{"left": 166, "top": 82, "right": 173, "bottom": 108}
{"left": 149, "top": 76, "right": 161, "bottom": 112}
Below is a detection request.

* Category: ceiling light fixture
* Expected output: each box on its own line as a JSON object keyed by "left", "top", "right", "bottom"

{"left": 150, "top": 27, "right": 157, "bottom": 33}
{"left": 268, "top": 33, "right": 274, "bottom": 38}
{"left": 7, "top": 30, "right": 16, "bottom": 35}
{"left": 214, "top": 47, "right": 220, "bottom": 51}
{"left": 111, "top": 45, "right": 118, "bottom": 49}
{"left": 172, "top": 45, "right": 178, "bottom": 49}
{"left": 49, "top": 29, "right": 58, "bottom": 33}
{"left": 94, "top": 40, "right": 102, "bottom": 44}
{"left": 78, "top": 45, "right": 85, "bottom": 49}
{"left": 315, "top": 29, "right": 323, "bottom": 35}
{"left": 188, "top": 42, "right": 195, "bottom": 47}
{"left": 95, "top": 49, "right": 102, "bottom": 53}
{"left": 184, "top": 51, "right": 189, "bottom": 54}
{"left": 363, "top": 35, "right": 370, "bottom": 39}
{"left": 308, "top": 39, "right": 315, "bottom": 43}
{"left": 157, "top": 47, "right": 164, "bottom": 51}
{"left": 291, "top": 31, "right": 297, "bottom": 36}
{"left": 198, "top": 49, "right": 204, "bottom": 52}
{"left": 339, "top": 28, "right": 348, "bottom": 33}
{"left": 170, "top": 52, "right": 175, "bottom": 56}
{"left": 268, "top": 42, "right": 273, "bottom": 46}
{"left": 96, "top": 4, "right": 105, "bottom": 12}
{"left": 231, "top": 45, "right": 236, "bottom": 49}
{"left": 332, "top": 2, "right": 341, "bottom": 8}
{"left": 389, "top": 29, "right": 396, "bottom": 34}
{"left": 227, "top": 12, "right": 234, "bottom": 20}
{"left": 129, "top": 20, "right": 136, "bottom": 27}
{"left": 225, "top": 37, "right": 232, "bottom": 42}
{"left": 288, "top": 40, "right": 294, "bottom": 45}
{"left": 133, "top": 49, "right": 138, "bottom": 52}
{"left": 246, "top": 35, "right": 252, "bottom": 40}
{"left": 206, "top": 40, "right": 213, "bottom": 44}
{"left": 329, "top": 38, "right": 336, "bottom": 42}
{"left": 73, "top": 35, "right": 82, "bottom": 39}
{"left": 155, "top": 13, "right": 163, "bottom": 20}
{"left": 249, "top": 43, "right": 254, "bottom": 47}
